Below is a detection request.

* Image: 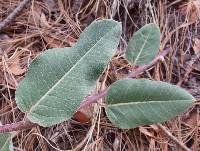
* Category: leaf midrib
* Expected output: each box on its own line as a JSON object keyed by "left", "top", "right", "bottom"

{"left": 1, "top": 137, "right": 10, "bottom": 150}
{"left": 107, "top": 99, "right": 192, "bottom": 107}
{"left": 28, "top": 25, "right": 118, "bottom": 114}
{"left": 133, "top": 31, "right": 151, "bottom": 64}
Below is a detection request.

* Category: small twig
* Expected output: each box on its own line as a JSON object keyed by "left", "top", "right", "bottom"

{"left": 158, "top": 124, "right": 191, "bottom": 151}
{"left": 0, "top": 120, "right": 37, "bottom": 133}
{"left": 0, "top": 0, "right": 31, "bottom": 31}
{"left": 0, "top": 47, "right": 171, "bottom": 133}
{"left": 79, "top": 47, "right": 171, "bottom": 109}
{"left": 177, "top": 55, "right": 200, "bottom": 86}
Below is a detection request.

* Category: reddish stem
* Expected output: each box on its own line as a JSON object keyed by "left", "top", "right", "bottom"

{"left": 126, "top": 47, "right": 170, "bottom": 78}
{"left": 0, "top": 120, "right": 37, "bottom": 133}
{"left": 79, "top": 47, "right": 171, "bottom": 109}
{"left": 79, "top": 89, "right": 108, "bottom": 109}
{"left": 0, "top": 48, "right": 171, "bottom": 133}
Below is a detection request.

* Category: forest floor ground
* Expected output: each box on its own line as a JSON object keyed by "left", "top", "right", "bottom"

{"left": 0, "top": 0, "right": 200, "bottom": 150}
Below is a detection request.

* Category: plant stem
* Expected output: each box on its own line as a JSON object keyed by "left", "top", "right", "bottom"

{"left": 79, "top": 89, "right": 108, "bottom": 109}
{"left": 0, "top": 0, "right": 31, "bottom": 31}
{"left": 126, "top": 47, "right": 170, "bottom": 78}
{"left": 0, "top": 47, "right": 170, "bottom": 133}
{"left": 0, "top": 120, "right": 37, "bottom": 133}
{"left": 79, "top": 47, "right": 171, "bottom": 109}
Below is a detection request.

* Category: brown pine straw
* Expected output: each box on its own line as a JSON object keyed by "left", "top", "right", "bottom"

{"left": 0, "top": 0, "right": 199, "bottom": 150}
{"left": 158, "top": 124, "right": 191, "bottom": 151}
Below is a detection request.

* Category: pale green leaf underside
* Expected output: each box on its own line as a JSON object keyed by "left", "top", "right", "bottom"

{"left": 106, "top": 79, "right": 195, "bottom": 129}
{"left": 0, "top": 133, "right": 12, "bottom": 151}
{"left": 16, "top": 19, "right": 122, "bottom": 127}
{"left": 126, "top": 23, "right": 160, "bottom": 65}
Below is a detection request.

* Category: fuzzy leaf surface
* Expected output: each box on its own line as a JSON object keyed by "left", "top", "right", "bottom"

{"left": 0, "top": 133, "right": 12, "bottom": 151}
{"left": 16, "top": 19, "right": 122, "bottom": 127}
{"left": 106, "top": 79, "right": 195, "bottom": 129}
{"left": 126, "top": 23, "right": 160, "bottom": 65}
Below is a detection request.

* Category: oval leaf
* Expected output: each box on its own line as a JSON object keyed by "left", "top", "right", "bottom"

{"left": 0, "top": 133, "right": 12, "bottom": 151}
{"left": 105, "top": 79, "right": 195, "bottom": 129}
{"left": 16, "top": 19, "right": 122, "bottom": 127}
{"left": 126, "top": 23, "right": 160, "bottom": 65}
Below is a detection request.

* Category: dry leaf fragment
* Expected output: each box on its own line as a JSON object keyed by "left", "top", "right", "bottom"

{"left": 66, "top": 36, "right": 76, "bottom": 47}
{"left": 31, "top": 4, "right": 42, "bottom": 27}
{"left": 150, "top": 125, "right": 159, "bottom": 132}
{"left": 0, "top": 34, "right": 12, "bottom": 54}
{"left": 9, "top": 61, "right": 25, "bottom": 75}
{"left": 184, "top": 111, "right": 199, "bottom": 128}
{"left": 40, "top": 13, "right": 51, "bottom": 28}
{"left": 8, "top": 51, "right": 26, "bottom": 75}
{"left": 179, "top": 1, "right": 200, "bottom": 22}
{"left": 43, "top": 35, "right": 76, "bottom": 48}
{"left": 31, "top": 3, "right": 51, "bottom": 28}
{"left": 193, "top": 38, "right": 200, "bottom": 54}
{"left": 139, "top": 127, "right": 155, "bottom": 138}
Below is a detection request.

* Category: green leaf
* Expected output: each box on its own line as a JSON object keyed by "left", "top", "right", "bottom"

{"left": 126, "top": 23, "right": 160, "bottom": 65}
{"left": 16, "top": 19, "right": 122, "bottom": 127}
{"left": 0, "top": 133, "right": 12, "bottom": 151}
{"left": 105, "top": 79, "right": 195, "bottom": 129}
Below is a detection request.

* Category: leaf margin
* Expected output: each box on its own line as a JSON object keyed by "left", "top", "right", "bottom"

{"left": 125, "top": 23, "right": 161, "bottom": 65}
{"left": 105, "top": 78, "right": 195, "bottom": 129}
{"left": 15, "top": 19, "right": 122, "bottom": 127}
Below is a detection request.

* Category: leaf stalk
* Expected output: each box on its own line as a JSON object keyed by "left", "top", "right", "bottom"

{"left": 0, "top": 47, "right": 170, "bottom": 133}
